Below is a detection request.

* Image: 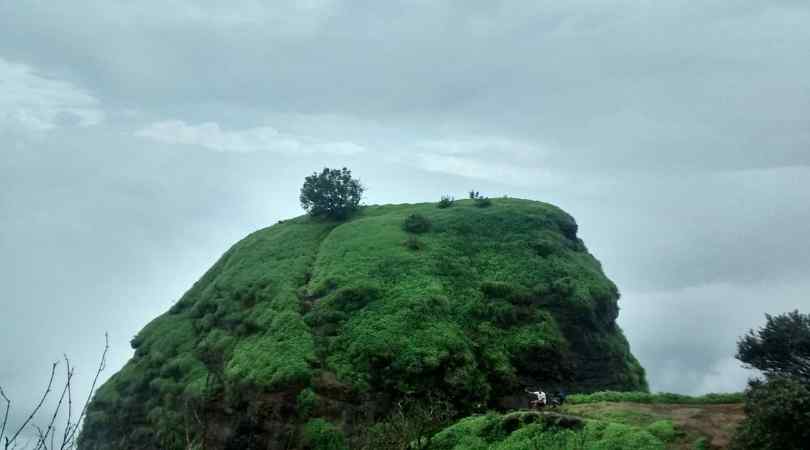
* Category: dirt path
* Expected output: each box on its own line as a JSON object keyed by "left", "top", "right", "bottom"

{"left": 564, "top": 402, "right": 746, "bottom": 449}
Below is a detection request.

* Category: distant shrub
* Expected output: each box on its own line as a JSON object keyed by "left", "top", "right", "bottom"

{"left": 130, "top": 334, "right": 143, "bottom": 350}
{"left": 403, "top": 213, "right": 432, "bottom": 233}
{"left": 437, "top": 195, "right": 454, "bottom": 208}
{"left": 403, "top": 235, "right": 425, "bottom": 251}
{"left": 302, "top": 419, "right": 347, "bottom": 450}
{"left": 469, "top": 190, "right": 492, "bottom": 207}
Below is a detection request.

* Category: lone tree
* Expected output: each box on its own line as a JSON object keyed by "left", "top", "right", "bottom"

{"left": 731, "top": 310, "right": 810, "bottom": 449}
{"left": 736, "top": 310, "right": 810, "bottom": 383}
{"left": 300, "top": 167, "right": 364, "bottom": 220}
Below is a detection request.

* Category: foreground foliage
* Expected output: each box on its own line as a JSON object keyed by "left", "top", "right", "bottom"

{"left": 730, "top": 377, "right": 810, "bottom": 450}
{"left": 428, "top": 411, "right": 669, "bottom": 450}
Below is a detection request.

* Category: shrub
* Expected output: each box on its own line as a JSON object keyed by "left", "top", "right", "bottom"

{"left": 646, "top": 420, "right": 678, "bottom": 442}
{"left": 302, "top": 419, "right": 348, "bottom": 450}
{"left": 475, "top": 197, "right": 492, "bottom": 208}
{"left": 403, "top": 213, "right": 432, "bottom": 233}
{"left": 297, "top": 388, "right": 317, "bottom": 418}
{"left": 403, "top": 236, "right": 425, "bottom": 251}
{"left": 730, "top": 377, "right": 810, "bottom": 450}
{"left": 469, "top": 190, "right": 492, "bottom": 207}
{"left": 357, "top": 396, "right": 454, "bottom": 450}
{"left": 300, "top": 167, "right": 364, "bottom": 220}
{"left": 437, "top": 196, "right": 454, "bottom": 208}
{"left": 693, "top": 437, "right": 710, "bottom": 450}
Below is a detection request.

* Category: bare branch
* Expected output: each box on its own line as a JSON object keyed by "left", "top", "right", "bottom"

{"left": 62, "top": 333, "right": 108, "bottom": 449}
{"left": 6, "top": 362, "right": 59, "bottom": 449}
{"left": 34, "top": 360, "right": 73, "bottom": 450}
{"left": 1, "top": 386, "right": 11, "bottom": 444}
{"left": 60, "top": 357, "right": 72, "bottom": 449}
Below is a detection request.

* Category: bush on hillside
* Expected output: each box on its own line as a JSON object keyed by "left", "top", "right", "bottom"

{"left": 403, "top": 236, "right": 425, "bottom": 251}
{"left": 300, "top": 167, "right": 364, "bottom": 220}
{"left": 730, "top": 377, "right": 810, "bottom": 450}
{"left": 437, "top": 196, "right": 454, "bottom": 208}
{"left": 302, "top": 419, "right": 348, "bottom": 450}
{"left": 646, "top": 420, "right": 678, "bottom": 443}
{"left": 356, "top": 396, "right": 454, "bottom": 450}
{"left": 469, "top": 190, "right": 492, "bottom": 208}
{"left": 297, "top": 388, "right": 317, "bottom": 419}
{"left": 403, "top": 213, "right": 432, "bottom": 233}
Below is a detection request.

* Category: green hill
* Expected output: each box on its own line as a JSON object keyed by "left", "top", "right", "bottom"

{"left": 78, "top": 198, "right": 647, "bottom": 449}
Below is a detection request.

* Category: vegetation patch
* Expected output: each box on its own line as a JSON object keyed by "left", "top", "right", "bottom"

{"left": 429, "top": 412, "right": 667, "bottom": 450}
{"left": 403, "top": 213, "right": 432, "bottom": 233}
{"left": 437, "top": 195, "right": 455, "bottom": 208}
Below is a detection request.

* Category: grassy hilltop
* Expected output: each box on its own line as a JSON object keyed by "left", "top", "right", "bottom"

{"left": 79, "top": 198, "right": 647, "bottom": 449}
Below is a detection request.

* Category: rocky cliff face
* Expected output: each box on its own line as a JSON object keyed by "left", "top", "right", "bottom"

{"left": 78, "top": 198, "right": 646, "bottom": 450}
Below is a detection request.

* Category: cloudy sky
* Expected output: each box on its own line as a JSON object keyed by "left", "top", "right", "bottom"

{"left": 2, "top": 0, "right": 809, "bottom": 432}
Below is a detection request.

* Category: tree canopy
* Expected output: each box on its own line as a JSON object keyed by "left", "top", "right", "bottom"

{"left": 300, "top": 167, "right": 364, "bottom": 220}
{"left": 736, "top": 310, "right": 810, "bottom": 383}
{"left": 731, "top": 310, "right": 810, "bottom": 449}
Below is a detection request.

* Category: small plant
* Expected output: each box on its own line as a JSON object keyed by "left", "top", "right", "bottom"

{"left": 302, "top": 419, "right": 348, "bottom": 450}
{"left": 692, "top": 437, "right": 710, "bottom": 450}
{"left": 646, "top": 420, "right": 678, "bottom": 443}
{"left": 403, "top": 213, "right": 431, "bottom": 233}
{"left": 403, "top": 236, "right": 425, "bottom": 251}
{"left": 297, "top": 388, "right": 317, "bottom": 419}
{"left": 469, "top": 190, "right": 492, "bottom": 208}
{"left": 437, "top": 196, "right": 454, "bottom": 208}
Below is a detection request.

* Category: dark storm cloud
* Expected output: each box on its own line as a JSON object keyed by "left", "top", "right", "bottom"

{"left": 2, "top": 1, "right": 810, "bottom": 429}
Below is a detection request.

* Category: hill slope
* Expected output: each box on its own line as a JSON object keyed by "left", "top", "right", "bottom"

{"left": 78, "top": 198, "right": 647, "bottom": 449}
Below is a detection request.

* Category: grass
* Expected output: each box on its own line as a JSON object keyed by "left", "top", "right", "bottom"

{"left": 428, "top": 411, "right": 668, "bottom": 450}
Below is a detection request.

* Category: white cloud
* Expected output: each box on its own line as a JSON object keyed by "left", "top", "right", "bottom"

{"left": 0, "top": 58, "right": 104, "bottom": 132}
{"left": 414, "top": 149, "right": 560, "bottom": 187}
{"left": 135, "top": 120, "right": 366, "bottom": 155}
